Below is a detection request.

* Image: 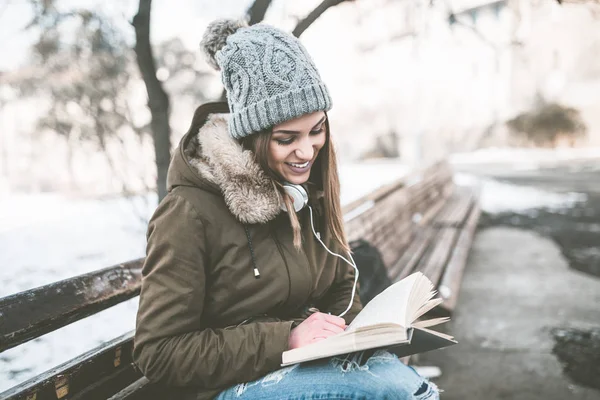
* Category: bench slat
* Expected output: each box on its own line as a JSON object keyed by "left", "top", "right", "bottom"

{"left": 435, "top": 189, "right": 473, "bottom": 228}
{"left": 71, "top": 363, "right": 141, "bottom": 400}
{"left": 387, "top": 227, "right": 437, "bottom": 282}
{"left": 418, "top": 227, "right": 459, "bottom": 286}
{"left": 377, "top": 220, "right": 413, "bottom": 268}
{"left": 439, "top": 203, "right": 481, "bottom": 313}
{"left": 0, "top": 331, "right": 138, "bottom": 400}
{"left": 107, "top": 378, "right": 150, "bottom": 400}
{"left": 0, "top": 260, "right": 143, "bottom": 352}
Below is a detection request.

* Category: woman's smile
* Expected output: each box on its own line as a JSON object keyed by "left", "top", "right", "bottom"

{"left": 285, "top": 160, "right": 312, "bottom": 174}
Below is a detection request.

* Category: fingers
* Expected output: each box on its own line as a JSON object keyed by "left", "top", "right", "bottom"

{"left": 306, "top": 314, "right": 346, "bottom": 344}
{"left": 318, "top": 321, "right": 346, "bottom": 335}
{"left": 289, "top": 312, "right": 348, "bottom": 349}
{"left": 308, "top": 312, "right": 346, "bottom": 328}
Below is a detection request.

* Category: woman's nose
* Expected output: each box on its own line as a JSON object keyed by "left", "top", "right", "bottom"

{"left": 295, "top": 138, "right": 314, "bottom": 160}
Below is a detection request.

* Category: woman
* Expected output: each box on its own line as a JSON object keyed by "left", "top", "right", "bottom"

{"left": 133, "top": 19, "right": 439, "bottom": 400}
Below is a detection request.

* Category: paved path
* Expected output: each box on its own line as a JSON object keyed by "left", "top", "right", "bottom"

{"left": 420, "top": 226, "right": 600, "bottom": 399}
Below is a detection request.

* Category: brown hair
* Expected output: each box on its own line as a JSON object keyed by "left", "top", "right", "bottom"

{"left": 240, "top": 117, "right": 349, "bottom": 253}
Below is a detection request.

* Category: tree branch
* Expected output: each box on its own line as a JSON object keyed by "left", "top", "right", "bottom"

{"left": 132, "top": 0, "right": 170, "bottom": 201}
{"left": 292, "top": 0, "right": 353, "bottom": 37}
{"left": 247, "top": 0, "right": 273, "bottom": 25}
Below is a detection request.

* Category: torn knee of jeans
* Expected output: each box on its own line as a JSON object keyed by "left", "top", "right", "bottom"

{"left": 414, "top": 380, "right": 440, "bottom": 399}
{"left": 330, "top": 352, "right": 371, "bottom": 373}
{"left": 366, "top": 350, "right": 398, "bottom": 365}
{"left": 415, "top": 382, "right": 429, "bottom": 395}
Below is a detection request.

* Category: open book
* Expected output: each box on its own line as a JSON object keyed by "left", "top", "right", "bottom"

{"left": 281, "top": 272, "right": 456, "bottom": 366}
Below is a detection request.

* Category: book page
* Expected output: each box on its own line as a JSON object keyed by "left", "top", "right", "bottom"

{"left": 347, "top": 272, "right": 420, "bottom": 331}
{"left": 412, "top": 317, "right": 450, "bottom": 329}
{"left": 412, "top": 298, "right": 444, "bottom": 321}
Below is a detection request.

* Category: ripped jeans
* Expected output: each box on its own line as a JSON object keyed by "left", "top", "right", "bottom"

{"left": 214, "top": 350, "right": 439, "bottom": 400}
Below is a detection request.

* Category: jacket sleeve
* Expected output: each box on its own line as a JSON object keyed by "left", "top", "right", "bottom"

{"left": 133, "top": 194, "right": 294, "bottom": 388}
{"left": 315, "top": 247, "right": 363, "bottom": 324}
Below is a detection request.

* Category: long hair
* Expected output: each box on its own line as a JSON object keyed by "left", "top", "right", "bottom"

{"left": 240, "top": 117, "right": 349, "bottom": 253}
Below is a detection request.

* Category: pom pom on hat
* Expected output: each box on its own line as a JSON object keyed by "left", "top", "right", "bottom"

{"left": 200, "top": 19, "right": 247, "bottom": 70}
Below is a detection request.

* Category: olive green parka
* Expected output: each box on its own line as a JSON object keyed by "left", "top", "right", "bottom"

{"left": 133, "top": 112, "right": 362, "bottom": 399}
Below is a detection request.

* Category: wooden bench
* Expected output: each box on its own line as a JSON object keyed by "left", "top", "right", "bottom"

{"left": 344, "top": 161, "right": 480, "bottom": 315}
{"left": 0, "top": 160, "right": 479, "bottom": 400}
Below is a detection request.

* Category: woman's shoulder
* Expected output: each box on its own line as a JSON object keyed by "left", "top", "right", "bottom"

{"left": 153, "top": 186, "right": 231, "bottom": 226}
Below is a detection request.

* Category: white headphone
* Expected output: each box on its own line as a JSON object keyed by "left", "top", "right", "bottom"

{"left": 280, "top": 183, "right": 309, "bottom": 213}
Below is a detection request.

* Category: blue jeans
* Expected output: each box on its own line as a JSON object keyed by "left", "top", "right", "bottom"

{"left": 215, "top": 350, "right": 439, "bottom": 400}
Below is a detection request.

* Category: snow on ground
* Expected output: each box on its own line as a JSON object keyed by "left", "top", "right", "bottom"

{"left": 0, "top": 161, "right": 408, "bottom": 392}
{"left": 455, "top": 173, "right": 588, "bottom": 214}
{"left": 451, "top": 146, "right": 600, "bottom": 170}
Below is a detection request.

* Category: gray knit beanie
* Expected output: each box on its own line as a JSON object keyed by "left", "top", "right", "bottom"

{"left": 200, "top": 19, "right": 332, "bottom": 139}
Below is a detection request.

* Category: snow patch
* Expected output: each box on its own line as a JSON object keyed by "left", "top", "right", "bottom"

{"left": 451, "top": 147, "right": 600, "bottom": 168}
{"left": 455, "top": 173, "right": 587, "bottom": 214}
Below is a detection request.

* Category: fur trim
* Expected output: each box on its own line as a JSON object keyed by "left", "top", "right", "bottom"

{"left": 200, "top": 19, "right": 247, "bottom": 70}
{"left": 186, "top": 115, "right": 282, "bottom": 224}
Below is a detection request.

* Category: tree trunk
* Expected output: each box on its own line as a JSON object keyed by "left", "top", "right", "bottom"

{"left": 132, "top": 0, "right": 170, "bottom": 202}
{"left": 292, "top": 0, "right": 352, "bottom": 37}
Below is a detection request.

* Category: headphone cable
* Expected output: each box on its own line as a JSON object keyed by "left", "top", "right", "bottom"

{"left": 308, "top": 205, "right": 359, "bottom": 319}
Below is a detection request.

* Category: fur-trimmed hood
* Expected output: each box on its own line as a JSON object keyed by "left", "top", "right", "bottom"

{"left": 167, "top": 115, "right": 282, "bottom": 224}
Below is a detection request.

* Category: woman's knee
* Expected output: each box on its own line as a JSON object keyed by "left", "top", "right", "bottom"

{"left": 364, "top": 352, "right": 440, "bottom": 399}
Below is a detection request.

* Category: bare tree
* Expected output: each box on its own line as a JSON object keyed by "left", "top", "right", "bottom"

{"left": 132, "top": 0, "right": 170, "bottom": 202}
{"left": 8, "top": 2, "right": 149, "bottom": 194}
{"left": 293, "top": 0, "right": 355, "bottom": 37}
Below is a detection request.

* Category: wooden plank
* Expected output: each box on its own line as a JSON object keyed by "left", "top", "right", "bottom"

{"left": 417, "top": 227, "right": 459, "bottom": 287}
{"left": 368, "top": 197, "right": 409, "bottom": 249}
{"left": 435, "top": 189, "right": 473, "bottom": 228}
{"left": 346, "top": 188, "right": 409, "bottom": 245}
{"left": 342, "top": 177, "right": 404, "bottom": 218}
{"left": 0, "top": 332, "right": 139, "bottom": 400}
{"left": 70, "top": 364, "right": 141, "bottom": 400}
{"left": 0, "top": 260, "right": 143, "bottom": 352}
{"left": 107, "top": 378, "right": 183, "bottom": 400}
{"left": 342, "top": 160, "right": 451, "bottom": 222}
{"left": 439, "top": 202, "right": 481, "bottom": 313}
{"left": 419, "top": 197, "right": 448, "bottom": 226}
{"left": 107, "top": 378, "right": 150, "bottom": 400}
{"left": 387, "top": 227, "right": 437, "bottom": 282}
{"left": 377, "top": 220, "right": 413, "bottom": 268}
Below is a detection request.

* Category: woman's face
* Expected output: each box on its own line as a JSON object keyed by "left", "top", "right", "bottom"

{"left": 268, "top": 111, "right": 327, "bottom": 185}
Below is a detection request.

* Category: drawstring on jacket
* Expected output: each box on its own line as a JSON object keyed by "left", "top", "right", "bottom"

{"left": 243, "top": 225, "right": 260, "bottom": 279}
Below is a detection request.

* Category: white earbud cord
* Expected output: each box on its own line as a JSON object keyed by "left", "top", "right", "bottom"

{"left": 308, "top": 205, "right": 359, "bottom": 318}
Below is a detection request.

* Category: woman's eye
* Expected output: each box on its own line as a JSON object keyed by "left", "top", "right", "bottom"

{"left": 310, "top": 127, "right": 324, "bottom": 135}
{"left": 276, "top": 138, "right": 294, "bottom": 145}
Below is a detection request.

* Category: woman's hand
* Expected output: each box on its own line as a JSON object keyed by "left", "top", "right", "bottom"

{"left": 288, "top": 312, "right": 346, "bottom": 350}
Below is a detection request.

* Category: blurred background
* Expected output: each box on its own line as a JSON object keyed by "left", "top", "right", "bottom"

{"left": 1, "top": 0, "right": 599, "bottom": 399}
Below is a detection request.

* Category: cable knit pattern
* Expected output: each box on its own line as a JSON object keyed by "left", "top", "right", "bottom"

{"left": 204, "top": 21, "right": 332, "bottom": 139}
